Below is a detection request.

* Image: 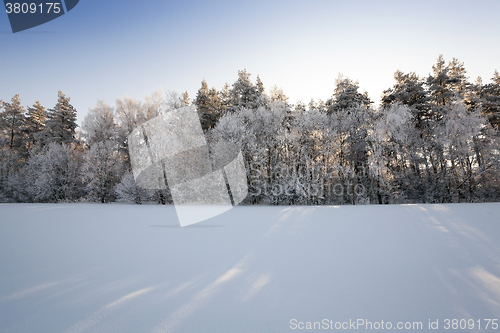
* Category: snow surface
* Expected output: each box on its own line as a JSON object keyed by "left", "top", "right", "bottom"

{"left": 1, "top": 203, "right": 500, "bottom": 332}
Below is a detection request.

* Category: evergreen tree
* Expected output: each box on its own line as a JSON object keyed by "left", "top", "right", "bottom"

{"left": 229, "top": 69, "right": 260, "bottom": 110}
{"left": 181, "top": 91, "right": 190, "bottom": 106}
{"left": 463, "top": 76, "right": 484, "bottom": 113}
{"left": 479, "top": 71, "right": 500, "bottom": 128}
{"left": 195, "top": 79, "right": 222, "bottom": 130}
{"left": 493, "top": 70, "right": 500, "bottom": 85}
{"left": 0, "top": 94, "right": 26, "bottom": 150}
{"left": 426, "top": 55, "right": 456, "bottom": 120}
{"left": 220, "top": 82, "right": 231, "bottom": 111}
{"left": 294, "top": 101, "right": 307, "bottom": 113}
{"left": 447, "top": 57, "right": 469, "bottom": 97}
{"left": 25, "top": 101, "right": 46, "bottom": 149}
{"left": 327, "top": 75, "right": 372, "bottom": 114}
{"left": 256, "top": 75, "right": 265, "bottom": 95}
{"left": 381, "top": 71, "right": 429, "bottom": 128}
{"left": 0, "top": 97, "right": 26, "bottom": 201}
{"left": 308, "top": 99, "right": 316, "bottom": 111}
{"left": 40, "top": 91, "right": 78, "bottom": 145}
{"left": 269, "top": 85, "right": 289, "bottom": 104}
{"left": 316, "top": 99, "right": 326, "bottom": 113}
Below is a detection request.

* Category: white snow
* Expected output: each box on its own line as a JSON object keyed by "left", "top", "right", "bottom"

{"left": 0, "top": 203, "right": 500, "bottom": 332}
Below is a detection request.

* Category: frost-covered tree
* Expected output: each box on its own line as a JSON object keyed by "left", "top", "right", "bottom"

{"left": 82, "top": 100, "right": 117, "bottom": 146}
{"left": 0, "top": 96, "right": 28, "bottom": 202}
{"left": 294, "top": 101, "right": 307, "bottom": 113}
{"left": 114, "top": 96, "right": 145, "bottom": 164}
{"left": 433, "top": 100, "right": 488, "bottom": 202}
{"left": 24, "top": 142, "right": 83, "bottom": 202}
{"left": 81, "top": 100, "right": 124, "bottom": 202}
{"left": 289, "top": 108, "right": 337, "bottom": 205}
{"left": 369, "top": 103, "right": 417, "bottom": 203}
{"left": 256, "top": 75, "right": 265, "bottom": 94}
{"left": 81, "top": 141, "right": 122, "bottom": 203}
{"left": 334, "top": 106, "right": 374, "bottom": 204}
{"left": 220, "top": 82, "right": 231, "bottom": 111}
{"left": 269, "top": 85, "right": 289, "bottom": 105}
{"left": 2, "top": 58, "right": 500, "bottom": 205}
{"left": 144, "top": 89, "right": 166, "bottom": 120}
{"left": 210, "top": 102, "right": 288, "bottom": 204}
{"left": 164, "top": 90, "right": 187, "bottom": 111}
{"left": 115, "top": 96, "right": 145, "bottom": 134}
{"left": 115, "top": 171, "right": 148, "bottom": 204}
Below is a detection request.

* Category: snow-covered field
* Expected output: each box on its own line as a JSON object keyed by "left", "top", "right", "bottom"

{"left": 1, "top": 203, "right": 500, "bottom": 332}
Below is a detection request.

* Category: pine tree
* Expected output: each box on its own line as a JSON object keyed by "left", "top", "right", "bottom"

{"left": 426, "top": 55, "right": 456, "bottom": 120}
{"left": 220, "top": 82, "right": 231, "bottom": 111}
{"left": 381, "top": 70, "right": 429, "bottom": 128}
{"left": 255, "top": 75, "right": 265, "bottom": 94}
{"left": 294, "top": 101, "right": 306, "bottom": 113}
{"left": 316, "top": 99, "right": 326, "bottom": 112}
{"left": 493, "top": 70, "right": 500, "bottom": 85}
{"left": 229, "top": 69, "right": 260, "bottom": 110}
{"left": 0, "top": 94, "right": 26, "bottom": 151}
{"left": 327, "top": 75, "right": 372, "bottom": 114}
{"left": 447, "top": 57, "right": 469, "bottom": 97}
{"left": 195, "top": 79, "right": 222, "bottom": 130}
{"left": 256, "top": 75, "right": 265, "bottom": 95}
{"left": 195, "top": 79, "right": 210, "bottom": 129}
{"left": 40, "top": 91, "right": 78, "bottom": 145}
{"left": 308, "top": 99, "right": 316, "bottom": 111}
{"left": 479, "top": 71, "right": 500, "bottom": 128}
{"left": 269, "top": 85, "right": 289, "bottom": 104}
{"left": 25, "top": 101, "right": 46, "bottom": 149}
{"left": 181, "top": 91, "right": 190, "bottom": 106}
{"left": 463, "top": 76, "right": 484, "bottom": 113}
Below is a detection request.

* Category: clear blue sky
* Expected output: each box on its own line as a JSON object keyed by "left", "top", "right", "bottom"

{"left": 1, "top": 0, "right": 499, "bottom": 125}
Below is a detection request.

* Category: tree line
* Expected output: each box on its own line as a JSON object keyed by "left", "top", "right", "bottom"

{"left": 1, "top": 55, "right": 499, "bottom": 204}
